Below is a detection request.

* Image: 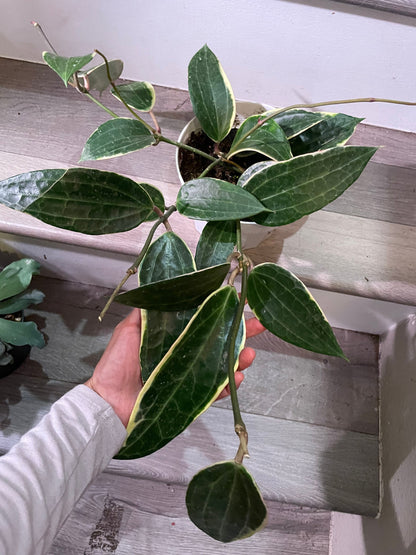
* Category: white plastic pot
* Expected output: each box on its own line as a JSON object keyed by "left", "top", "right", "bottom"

{"left": 175, "top": 101, "right": 275, "bottom": 249}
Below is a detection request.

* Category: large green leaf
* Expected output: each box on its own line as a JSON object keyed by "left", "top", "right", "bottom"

{"left": 0, "top": 168, "right": 155, "bottom": 234}
{"left": 195, "top": 221, "right": 236, "bottom": 270}
{"left": 43, "top": 51, "right": 94, "bottom": 86}
{"left": 247, "top": 263, "right": 344, "bottom": 357}
{"left": 0, "top": 318, "right": 45, "bottom": 348}
{"left": 80, "top": 118, "right": 155, "bottom": 161}
{"left": 228, "top": 115, "right": 292, "bottom": 161}
{"left": 289, "top": 112, "right": 363, "bottom": 155}
{"left": 177, "top": 178, "right": 268, "bottom": 221}
{"left": 186, "top": 461, "right": 267, "bottom": 542}
{"left": 188, "top": 45, "right": 236, "bottom": 143}
{"left": 115, "top": 262, "right": 230, "bottom": 311}
{"left": 243, "top": 146, "right": 377, "bottom": 226}
{"left": 271, "top": 109, "right": 325, "bottom": 139}
{"left": 139, "top": 232, "right": 196, "bottom": 382}
{"left": 0, "top": 290, "right": 45, "bottom": 315}
{"left": 0, "top": 259, "right": 41, "bottom": 302}
{"left": 0, "top": 169, "right": 66, "bottom": 211}
{"left": 83, "top": 59, "right": 124, "bottom": 93}
{"left": 116, "top": 285, "right": 245, "bottom": 459}
{"left": 113, "top": 81, "right": 156, "bottom": 112}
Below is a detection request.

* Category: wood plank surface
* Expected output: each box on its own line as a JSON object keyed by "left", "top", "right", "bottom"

{"left": 49, "top": 474, "right": 330, "bottom": 555}
{"left": 0, "top": 276, "right": 379, "bottom": 516}
{"left": 0, "top": 57, "right": 415, "bottom": 305}
{"left": 333, "top": 0, "right": 416, "bottom": 18}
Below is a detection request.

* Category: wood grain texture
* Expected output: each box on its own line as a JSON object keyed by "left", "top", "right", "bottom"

{"left": 0, "top": 57, "right": 415, "bottom": 305}
{"left": 49, "top": 473, "right": 330, "bottom": 555}
{"left": 217, "top": 328, "right": 379, "bottom": 434}
{"left": 332, "top": 0, "right": 416, "bottom": 18}
{"left": 0, "top": 278, "right": 379, "bottom": 516}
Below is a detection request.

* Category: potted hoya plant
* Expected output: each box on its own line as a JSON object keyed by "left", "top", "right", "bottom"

{"left": 0, "top": 31, "right": 414, "bottom": 541}
{"left": 0, "top": 258, "right": 45, "bottom": 378}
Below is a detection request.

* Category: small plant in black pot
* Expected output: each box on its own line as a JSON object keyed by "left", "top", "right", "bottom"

{"left": 0, "top": 259, "right": 45, "bottom": 378}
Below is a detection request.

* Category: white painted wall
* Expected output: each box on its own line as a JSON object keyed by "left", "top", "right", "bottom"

{"left": 330, "top": 314, "right": 416, "bottom": 555}
{"left": 1, "top": 0, "right": 415, "bottom": 131}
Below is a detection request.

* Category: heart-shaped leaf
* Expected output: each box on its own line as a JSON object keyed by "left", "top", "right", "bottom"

{"left": 0, "top": 319, "right": 45, "bottom": 348}
{"left": 195, "top": 221, "right": 237, "bottom": 269}
{"left": 228, "top": 115, "right": 292, "bottom": 161}
{"left": 188, "top": 45, "right": 236, "bottom": 143}
{"left": 80, "top": 118, "right": 155, "bottom": 161}
{"left": 290, "top": 112, "right": 364, "bottom": 155}
{"left": 113, "top": 81, "right": 156, "bottom": 112}
{"left": 243, "top": 146, "right": 377, "bottom": 226}
{"left": 83, "top": 59, "right": 124, "bottom": 92}
{"left": 177, "top": 178, "right": 268, "bottom": 221}
{"left": 271, "top": 109, "right": 325, "bottom": 139}
{"left": 186, "top": 461, "right": 267, "bottom": 542}
{"left": 0, "top": 290, "right": 45, "bottom": 315}
{"left": 0, "top": 259, "right": 41, "bottom": 301}
{"left": 116, "top": 285, "right": 245, "bottom": 459}
{"left": 139, "top": 232, "right": 196, "bottom": 382}
{"left": 43, "top": 51, "right": 94, "bottom": 86}
{"left": 115, "top": 263, "right": 230, "bottom": 311}
{"left": 247, "top": 263, "right": 345, "bottom": 357}
{"left": 0, "top": 168, "right": 155, "bottom": 234}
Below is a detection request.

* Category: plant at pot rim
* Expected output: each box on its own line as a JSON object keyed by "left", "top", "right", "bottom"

{"left": 0, "top": 29, "right": 414, "bottom": 541}
{"left": 0, "top": 258, "right": 45, "bottom": 374}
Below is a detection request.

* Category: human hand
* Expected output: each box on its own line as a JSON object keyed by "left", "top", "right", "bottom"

{"left": 85, "top": 309, "right": 264, "bottom": 427}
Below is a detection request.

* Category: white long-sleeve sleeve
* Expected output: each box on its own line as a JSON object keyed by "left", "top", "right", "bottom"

{"left": 0, "top": 384, "right": 127, "bottom": 555}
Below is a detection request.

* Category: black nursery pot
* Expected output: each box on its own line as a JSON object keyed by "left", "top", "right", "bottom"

{"left": 0, "top": 311, "right": 31, "bottom": 379}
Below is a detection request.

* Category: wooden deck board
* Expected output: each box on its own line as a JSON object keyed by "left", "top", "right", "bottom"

{"left": 0, "top": 57, "right": 415, "bottom": 304}
{"left": 0, "top": 277, "right": 379, "bottom": 517}
{"left": 49, "top": 474, "right": 330, "bottom": 555}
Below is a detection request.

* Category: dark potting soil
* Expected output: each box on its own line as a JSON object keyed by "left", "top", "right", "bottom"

{"left": 178, "top": 128, "right": 267, "bottom": 184}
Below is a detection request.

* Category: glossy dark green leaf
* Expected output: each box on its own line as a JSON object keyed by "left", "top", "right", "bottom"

{"left": 271, "top": 109, "right": 325, "bottom": 139}
{"left": 115, "top": 263, "right": 230, "bottom": 311}
{"left": 139, "top": 183, "right": 165, "bottom": 221}
{"left": 290, "top": 112, "right": 364, "bottom": 155}
{"left": 43, "top": 51, "right": 94, "bottom": 86}
{"left": 139, "top": 232, "right": 196, "bottom": 382}
{"left": 0, "top": 168, "right": 155, "bottom": 234}
{"left": 195, "top": 221, "right": 236, "bottom": 270}
{"left": 237, "top": 161, "right": 275, "bottom": 188}
{"left": 83, "top": 59, "right": 123, "bottom": 92}
{"left": 80, "top": 118, "right": 155, "bottom": 161}
{"left": 113, "top": 81, "right": 156, "bottom": 112}
{"left": 116, "top": 286, "right": 245, "bottom": 459}
{"left": 177, "top": 178, "right": 268, "bottom": 221}
{"left": 0, "top": 290, "right": 45, "bottom": 315}
{"left": 0, "top": 169, "right": 66, "bottom": 211}
{"left": 243, "top": 146, "right": 377, "bottom": 226}
{"left": 0, "top": 259, "right": 41, "bottom": 301}
{"left": 188, "top": 45, "right": 236, "bottom": 142}
{"left": 186, "top": 461, "right": 267, "bottom": 542}
{"left": 0, "top": 319, "right": 45, "bottom": 348}
{"left": 228, "top": 115, "right": 292, "bottom": 161}
{"left": 247, "top": 263, "right": 344, "bottom": 357}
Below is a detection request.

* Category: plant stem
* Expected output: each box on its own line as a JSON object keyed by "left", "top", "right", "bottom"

{"left": 199, "top": 158, "right": 222, "bottom": 178}
{"left": 95, "top": 49, "right": 155, "bottom": 133}
{"left": 98, "top": 205, "right": 177, "bottom": 321}
{"left": 84, "top": 92, "right": 120, "bottom": 118}
{"left": 229, "top": 96, "right": 416, "bottom": 155}
{"left": 227, "top": 221, "right": 249, "bottom": 464}
{"left": 31, "top": 22, "right": 58, "bottom": 54}
{"left": 156, "top": 135, "right": 218, "bottom": 163}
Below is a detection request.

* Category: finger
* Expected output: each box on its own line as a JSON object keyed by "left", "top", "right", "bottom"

{"left": 216, "top": 371, "right": 244, "bottom": 400}
{"left": 245, "top": 317, "right": 266, "bottom": 338}
{"left": 237, "top": 346, "right": 256, "bottom": 371}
